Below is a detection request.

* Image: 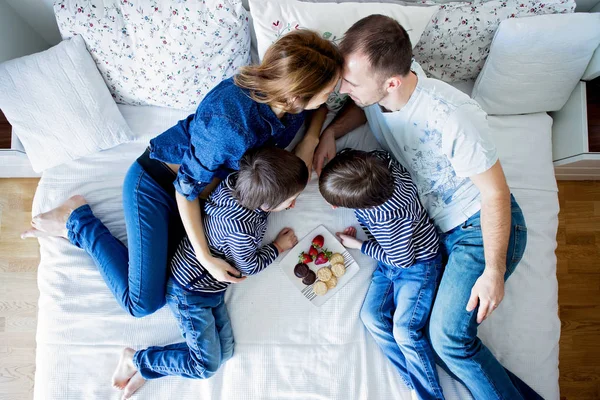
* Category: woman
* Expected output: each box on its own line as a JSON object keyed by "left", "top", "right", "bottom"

{"left": 23, "top": 29, "right": 343, "bottom": 318}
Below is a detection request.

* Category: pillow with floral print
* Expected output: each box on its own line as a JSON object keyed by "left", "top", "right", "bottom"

{"left": 54, "top": 0, "right": 251, "bottom": 111}
{"left": 413, "top": 0, "right": 575, "bottom": 82}
{"left": 249, "top": 0, "right": 437, "bottom": 112}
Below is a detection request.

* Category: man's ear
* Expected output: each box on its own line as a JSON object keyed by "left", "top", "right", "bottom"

{"left": 385, "top": 76, "right": 403, "bottom": 93}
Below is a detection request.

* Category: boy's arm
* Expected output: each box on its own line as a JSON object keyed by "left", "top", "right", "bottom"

{"left": 361, "top": 217, "right": 416, "bottom": 268}
{"left": 227, "top": 231, "right": 279, "bottom": 276}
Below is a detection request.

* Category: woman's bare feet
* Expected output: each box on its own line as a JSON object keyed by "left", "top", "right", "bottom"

{"left": 122, "top": 372, "right": 146, "bottom": 400}
{"left": 21, "top": 195, "right": 87, "bottom": 239}
{"left": 112, "top": 348, "right": 138, "bottom": 390}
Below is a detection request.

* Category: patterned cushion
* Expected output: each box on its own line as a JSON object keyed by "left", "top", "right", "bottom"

{"left": 55, "top": 0, "right": 251, "bottom": 110}
{"left": 413, "top": 0, "right": 575, "bottom": 82}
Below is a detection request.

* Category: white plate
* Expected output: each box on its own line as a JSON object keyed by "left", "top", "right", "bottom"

{"left": 279, "top": 225, "right": 360, "bottom": 307}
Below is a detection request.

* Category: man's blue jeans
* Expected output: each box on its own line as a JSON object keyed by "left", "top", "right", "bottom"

{"left": 133, "top": 279, "right": 234, "bottom": 379}
{"left": 360, "top": 254, "right": 445, "bottom": 400}
{"left": 67, "top": 161, "right": 183, "bottom": 317}
{"left": 429, "top": 195, "right": 543, "bottom": 400}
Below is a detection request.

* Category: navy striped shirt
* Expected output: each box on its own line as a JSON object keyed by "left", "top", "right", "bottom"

{"left": 170, "top": 174, "right": 279, "bottom": 293}
{"left": 355, "top": 151, "right": 440, "bottom": 269}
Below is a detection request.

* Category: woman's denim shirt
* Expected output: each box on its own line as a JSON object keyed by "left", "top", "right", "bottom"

{"left": 149, "top": 77, "right": 306, "bottom": 201}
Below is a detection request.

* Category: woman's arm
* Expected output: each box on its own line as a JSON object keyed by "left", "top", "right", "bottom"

{"left": 175, "top": 191, "right": 246, "bottom": 283}
{"left": 294, "top": 105, "right": 328, "bottom": 171}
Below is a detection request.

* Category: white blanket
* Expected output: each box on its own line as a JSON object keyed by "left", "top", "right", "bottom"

{"left": 32, "top": 106, "right": 560, "bottom": 400}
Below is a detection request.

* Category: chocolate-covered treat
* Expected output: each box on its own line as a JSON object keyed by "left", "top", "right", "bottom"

{"left": 302, "top": 270, "right": 317, "bottom": 285}
{"left": 294, "top": 263, "right": 310, "bottom": 278}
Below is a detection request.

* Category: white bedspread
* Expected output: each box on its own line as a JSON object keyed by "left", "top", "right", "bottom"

{"left": 32, "top": 106, "right": 560, "bottom": 400}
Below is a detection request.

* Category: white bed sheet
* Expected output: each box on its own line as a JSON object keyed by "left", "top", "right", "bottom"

{"left": 32, "top": 106, "right": 560, "bottom": 400}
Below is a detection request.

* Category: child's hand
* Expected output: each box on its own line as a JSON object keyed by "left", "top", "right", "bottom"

{"left": 274, "top": 227, "right": 298, "bottom": 252}
{"left": 336, "top": 226, "right": 363, "bottom": 249}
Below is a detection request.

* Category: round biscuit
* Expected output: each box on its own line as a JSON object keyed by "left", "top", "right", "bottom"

{"left": 325, "top": 276, "right": 338, "bottom": 289}
{"left": 313, "top": 281, "right": 328, "bottom": 296}
{"left": 329, "top": 253, "right": 344, "bottom": 265}
{"left": 331, "top": 263, "right": 346, "bottom": 277}
{"left": 317, "top": 267, "right": 333, "bottom": 282}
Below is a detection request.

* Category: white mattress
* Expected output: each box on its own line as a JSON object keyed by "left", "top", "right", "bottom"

{"left": 32, "top": 105, "right": 560, "bottom": 400}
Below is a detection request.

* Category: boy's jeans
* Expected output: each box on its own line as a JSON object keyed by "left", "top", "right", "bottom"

{"left": 133, "top": 280, "right": 234, "bottom": 379}
{"left": 360, "top": 254, "right": 445, "bottom": 400}
{"left": 429, "top": 194, "right": 543, "bottom": 400}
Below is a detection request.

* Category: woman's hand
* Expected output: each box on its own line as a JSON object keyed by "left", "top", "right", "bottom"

{"left": 274, "top": 227, "right": 298, "bottom": 252}
{"left": 201, "top": 255, "right": 247, "bottom": 283}
{"left": 335, "top": 226, "right": 363, "bottom": 249}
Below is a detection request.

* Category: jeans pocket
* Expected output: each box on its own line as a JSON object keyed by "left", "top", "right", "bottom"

{"left": 507, "top": 225, "right": 528, "bottom": 277}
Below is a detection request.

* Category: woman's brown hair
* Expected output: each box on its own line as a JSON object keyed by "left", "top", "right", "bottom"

{"left": 234, "top": 29, "right": 343, "bottom": 113}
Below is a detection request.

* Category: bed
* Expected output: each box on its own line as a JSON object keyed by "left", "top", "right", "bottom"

{"left": 3, "top": 1, "right": 598, "bottom": 399}
{"left": 30, "top": 102, "right": 560, "bottom": 400}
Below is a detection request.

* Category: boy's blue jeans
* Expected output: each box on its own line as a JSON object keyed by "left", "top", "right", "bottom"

{"left": 133, "top": 279, "right": 234, "bottom": 379}
{"left": 360, "top": 254, "right": 445, "bottom": 400}
{"left": 429, "top": 195, "right": 543, "bottom": 400}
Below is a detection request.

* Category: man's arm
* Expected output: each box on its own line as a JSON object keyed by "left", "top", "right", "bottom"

{"left": 467, "top": 160, "right": 511, "bottom": 323}
{"left": 313, "top": 101, "right": 367, "bottom": 175}
{"left": 294, "top": 105, "right": 328, "bottom": 171}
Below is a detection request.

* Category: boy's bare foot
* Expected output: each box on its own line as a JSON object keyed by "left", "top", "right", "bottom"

{"left": 21, "top": 195, "right": 87, "bottom": 239}
{"left": 112, "top": 348, "right": 138, "bottom": 390}
{"left": 122, "top": 372, "right": 146, "bottom": 399}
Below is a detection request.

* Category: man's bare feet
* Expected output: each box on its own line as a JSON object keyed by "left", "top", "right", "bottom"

{"left": 122, "top": 371, "right": 146, "bottom": 400}
{"left": 21, "top": 195, "right": 87, "bottom": 239}
{"left": 112, "top": 348, "right": 138, "bottom": 390}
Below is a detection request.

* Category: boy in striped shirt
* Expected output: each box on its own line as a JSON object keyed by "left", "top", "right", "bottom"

{"left": 114, "top": 147, "right": 308, "bottom": 392}
{"left": 319, "top": 149, "right": 444, "bottom": 400}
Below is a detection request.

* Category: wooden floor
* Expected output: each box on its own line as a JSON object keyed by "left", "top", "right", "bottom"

{"left": 0, "top": 179, "right": 598, "bottom": 400}
{"left": 0, "top": 111, "right": 11, "bottom": 149}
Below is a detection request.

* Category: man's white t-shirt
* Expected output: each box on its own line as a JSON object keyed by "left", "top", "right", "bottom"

{"left": 364, "top": 63, "right": 498, "bottom": 232}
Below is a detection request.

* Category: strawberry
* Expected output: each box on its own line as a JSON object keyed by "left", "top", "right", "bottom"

{"left": 299, "top": 252, "right": 313, "bottom": 264}
{"left": 312, "top": 235, "right": 324, "bottom": 249}
{"left": 314, "top": 249, "right": 332, "bottom": 265}
{"left": 308, "top": 246, "right": 318, "bottom": 258}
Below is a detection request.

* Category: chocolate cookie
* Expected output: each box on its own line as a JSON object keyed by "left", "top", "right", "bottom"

{"left": 294, "top": 263, "right": 310, "bottom": 278}
{"left": 302, "top": 270, "right": 317, "bottom": 285}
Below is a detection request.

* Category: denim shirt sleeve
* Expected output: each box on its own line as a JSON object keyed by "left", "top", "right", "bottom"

{"left": 175, "top": 114, "right": 256, "bottom": 201}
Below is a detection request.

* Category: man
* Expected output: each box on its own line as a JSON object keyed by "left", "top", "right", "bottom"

{"left": 313, "top": 15, "right": 541, "bottom": 400}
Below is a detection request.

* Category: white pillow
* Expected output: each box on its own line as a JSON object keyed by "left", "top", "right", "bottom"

{"left": 0, "top": 35, "right": 132, "bottom": 173}
{"left": 472, "top": 13, "right": 600, "bottom": 115}
{"left": 249, "top": 0, "right": 436, "bottom": 112}
{"left": 55, "top": 0, "right": 251, "bottom": 111}
{"left": 250, "top": 0, "right": 436, "bottom": 60}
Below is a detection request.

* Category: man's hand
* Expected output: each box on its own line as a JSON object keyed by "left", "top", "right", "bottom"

{"left": 201, "top": 255, "right": 247, "bottom": 283}
{"left": 335, "top": 226, "right": 363, "bottom": 249}
{"left": 313, "top": 129, "right": 336, "bottom": 176}
{"left": 466, "top": 268, "right": 505, "bottom": 323}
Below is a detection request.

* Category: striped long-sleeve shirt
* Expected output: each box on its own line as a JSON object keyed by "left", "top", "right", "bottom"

{"left": 355, "top": 151, "right": 440, "bottom": 269}
{"left": 170, "top": 174, "right": 279, "bottom": 293}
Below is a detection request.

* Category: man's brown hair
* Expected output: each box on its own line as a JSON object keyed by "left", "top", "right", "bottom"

{"left": 319, "top": 150, "right": 395, "bottom": 209}
{"left": 339, "top": 14, "right": 412, "bottom": 79}
{"left": 234, "top": 29, "right": 343, "bottom": 113}
{"left": 234, "top": 147, "right": 308, "bottom": 210}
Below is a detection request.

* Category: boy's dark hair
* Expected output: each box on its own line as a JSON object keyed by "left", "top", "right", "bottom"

{"left": 319, "top": 150, "right": 395, "bottom": 209}
{"left": 339, "top": 14, "right": 413, "bottom": 79}
{"left": 234, "top": 147, "right": 308, "bottom": 210}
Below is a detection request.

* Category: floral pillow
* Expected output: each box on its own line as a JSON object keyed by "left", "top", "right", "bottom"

{"left": 414, "top": 0, "right": 576, "bottom": 82}
{"left": 55, "top": 0, "right": 251, "bottom": 111}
